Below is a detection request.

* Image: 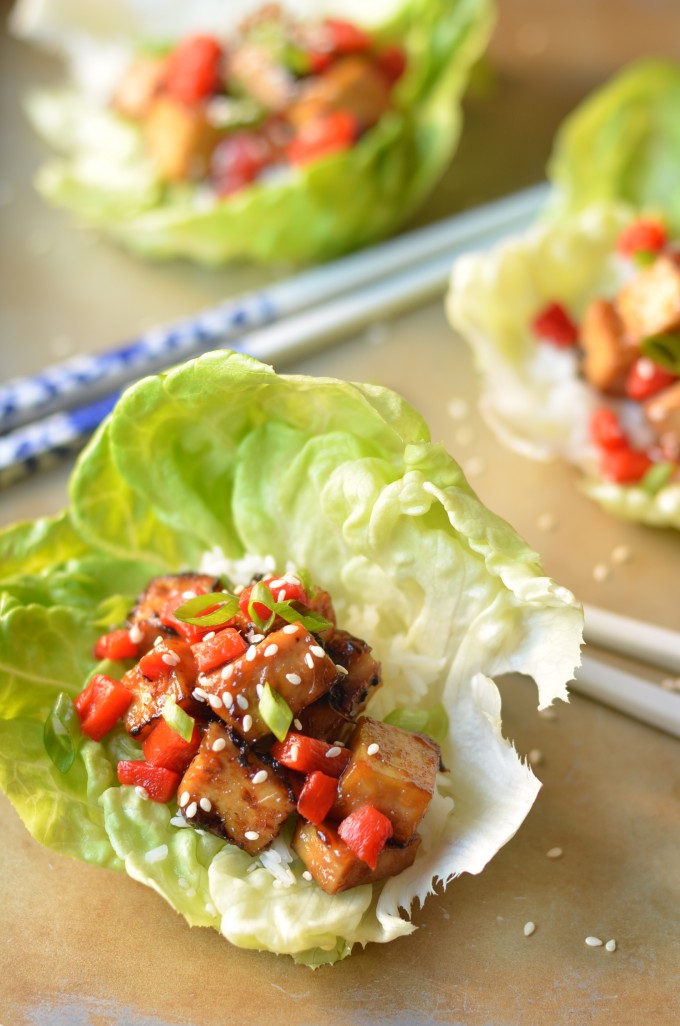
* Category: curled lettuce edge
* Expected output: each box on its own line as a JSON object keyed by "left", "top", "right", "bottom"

{"left": 0, "top": 350, "right": 583, "bottom": 965}
{"left": 446, "top": 201, "right": 680, "bottom": 530}
{"left": 19, "top": 0, "right": 496, "bottom": 265}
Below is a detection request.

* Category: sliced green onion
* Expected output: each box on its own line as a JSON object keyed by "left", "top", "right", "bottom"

{"left": 248, "top": 581, "right": 332, "bottom": 634}
{"left": 641, "top": 462, "right": 674, "bottom": 495}
{"left": 258, "top": 682, "right": 293, "bottom": 742}
{"left": 162, "top": 696, "right": 195, "bottom": 743}
{"left": 174, "top": 591, "right": 240, "bottom": 627}
{"left": 384, "top": 703, "right": 449, "bottom": 744}
{"left": 44, "top": 692, "right": 81, "bottom": 773}
{"left": 640, "top": 332, "right": 680, "bottom": 374}
{"left": 248, "top": 581, "right": 277, "bottom": 631}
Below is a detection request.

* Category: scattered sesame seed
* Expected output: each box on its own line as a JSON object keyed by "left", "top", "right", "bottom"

{"left": 244, "top": 830, "right": 260, "bottom": 841}
{"left": 611, "top": 545, "right": 631, "bottom": 565}
{"left": 286, "top": 672, "right": 302, "bottom": 685}
{"left": 523, "top": 922, "right": 536, "bottom": 937}
{"left": 162, "top": 651, "right": 181, "bottom": 666}
{"left": 335, "top": 664, "right": 349, "bottom": 676}
{"left": 326, "top": 746, "right": 342, "bottom": 759}
{"left": 282, "top": 624, "right": 299, "bottom": 634}
{"left": 256, "top": 683, "right": 264, "bottom": 699}
{"left": 182, "top": 590, "right": 197, "bottom": 600}
{"left": 135, "top": 786, "right": 149, "bottom": 800}
{"left": 223, "top": 691, "right": 234, "bottom": 709}
{"left": 593, "top": 563, "right": 611, "bottom": 583}
{"left": 538, "top": 707, "right": 556, "bottom": 720}
{"left": 302, "top": 870, "right": 313, "bottom": 881}
{"left": 154, "top": 635, "right": 164, "bottom": 647}
{"left": 293, "top": 718, "right": 302, "bottom": 730}
{"left": 221, "top": 664, "right": 234, "bottom": 680}
{"left": 203, "top": 631, "right": 216, "bottom": 641}
{"left": 464, "top": 456, "right": 486, "bottom": 478}
{"left": 199, "top": 797, "right": 212, "bottom": 812}
{"left": 246, "top": 646, "right": 257, "bottom": 662}
{"left": 264, "top": 643, "right": 279, "bottom": 658}
{"left": 247, "top": 631, "right": 265, "bottom": 643}
{"left": 128, "top": 623, "right": 144, "bottom": 644}
{"left": 585, "top": 936, "right": 603, "bottom": 947}
{"left": 170, "top": 816, "right": 188, "bottom": 828}
{"left": 178, "top": 878, "right": 188, "bottom": 889}
{"left": 252, "top": 770, "right": 268, "bottom": 785}
{"left": 144, "top": 844, "right": 169, "bottom": 864}
{"left": 185, "top": 802, "right": 198, "bottom": 819}
{"left": 537, "top": 512, "right": 558, "bottom": 532}
{"left": 367, "top": 743, "right": 380, "bottom": 756}
{"left": 237, "top": 694, "right": 249, "bottom": 710}
{"left": 242, "top": 714, "right": 253, "bottom": 732}
{"left": 179, "top": 791, "right": 190, "bottom": 807}
{"left": 269, "top": 578, "right": 285, "bottom": 589}
{"left": 528, "top": 749, "right": 543, "bottom": 766}
{"left": 310, "top": 645, "right": 325, "bottom": 659}
{"left": 208, "top": 693, "right": 223, "bottom": 709}
{"left": 446, "top": 397, "right": 469, "bottom": 421}
{"left": 546, "top": 847, "right": 563, "bottom": 859}
{"left": 305, "top": 652, "right": 315, "bottom": 669}
{"left": 605, "top": 939, "right": 617, "bottom": 952}
{"left": 186, "top": 888, "right": 196, "bottom": 898}
{"left": 277, "top": 590, "right": 286, "bottom": 602}
{"left": 212, "top": 738, "right": 227, "bottom": 752}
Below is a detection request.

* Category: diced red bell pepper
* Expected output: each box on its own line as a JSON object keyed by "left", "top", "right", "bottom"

{"left": 600, "top": 446, "right": 654, "bottom": 484}
{"left": 94, "top": 628, "right": 139, "bottom": 662}
{"left": 163, "top": 34, "right": 222, "bottom": 106}
{"left": 625, "top": 357, "right": 677, "bottom": 401}
{"left": 141, "top": 717, "right": 202, "bottom": 774}
{"left": 337, "top": 804, "right": 394, "bottom": 870}
{"left": 210, "top": 131, "right": 270, "bottom": 197}
{"left": 74, "top": 673, "right": 133, "bottom": 741}
{"left": 138, "top": 645, "right": 173, "bottom": 682}
{"left": 238, "top": 575, "right": 310, "bottom": 622}
{"left": 297, "top": 770, "right": 339, "bottom": 825}
{"left": 160, "top": 591, "right": 219, "bottom": 644}
{"left": 323, "top": 18, "right": 372, "bottom": 54}
{"left": 117, "top": 760, "right": 180, "bottom": 803}
{"left": 376, "top": 45, "right": 407, "bottom": 85}
{"left": 589, "top": 408, "right": 628, "bottom": 451}
{"left": 530, "top": 301, "right": 579, "bottom": 347}
{"left": 271, "top": 733, "right": 352, "bottom": 778}
{"left": 192, "top": 627, "right": 248, "bottom": 674}
{"left": 287, "top": 110, "right": 357, "bottom": 166}
{"left": 616, "top": 218, "right": 667, "bottom": 259}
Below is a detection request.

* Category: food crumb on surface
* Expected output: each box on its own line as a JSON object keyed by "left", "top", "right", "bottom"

{"left": 536, "top": 512, "right": 558, "bottom": 532}
{"left": 539, "top": 707, "right": 557, "bottom": 720}
{"left": 302, "top": 870, "right": 312, "bottom": 881}
{"left": 546, "top": 847, "right": 563, "bottom": 859}
{"left": 523, "top": 921, "right": 536, "bottom": 937}
{"left": 446, "top": 397, "right": 469, "bottom": 421}
{"left": 605, "top": 939, "right": 617, "bottom": 952}
{"left": 585, "top": 936, "right": 603, "bottom": 947}
{"left": 610, "top": 545, "right": 632, "bottom": 565}
{"left": 592, "top": 563, "right": 611, "bottom": 582}
{"left": 528, "top": 748, "right": 543, "bottom": 766}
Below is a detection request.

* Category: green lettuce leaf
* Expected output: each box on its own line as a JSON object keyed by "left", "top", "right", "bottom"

{"left": 20, "top": 0, "right": 495, "bottom": 265}
{"left": 0, "top": 351, "right": 582, "bottom": 964}
{"left": 548, "top": 58, "right": 680, "bottom": 232}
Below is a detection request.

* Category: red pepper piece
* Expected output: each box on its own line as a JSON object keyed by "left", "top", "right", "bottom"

{"left": 323, "top": 18, "right": 372, "bottom": 53}
{"left": 94, "top": 628, "right": 139, "bottom": 662}
{"left": 600, "top": 446, "right": 654, "bottom": 484}
{"left": 163, "top": 35, "right": 222, "bottom": 106}
{"left": 625, "top": 357, "right": 677, "bottom": 401}
{"left": 376, "top": 45, "right": 407, "bottom": 85}
{"left": 160, "top": 590, "right": 219, "bottom": 644}
{"left": 74, "top": 673, "right": 133, "bottom": 741}
{"left": 138, "top": 646, "right": 173, "bottom": 682}
{"left": 616, "top": 218, "right": 667, "bottom": 259}
{"left": 337, "top": 804, "right": 394, "bottom": 870}
{"left": 589, "top": 408, "right": 628, "bottom": 451}
{"left": 192, "top": 627, "right": 248, "bottom": 674}
{"left": 117, "top": 760, "right": 181, "bottom": 803}
{"left": 271, "top": 733, "right": 351, "bottom": 778}
{"left": 142, "top": 717, "right": 202, "bottom": 774}
{"left": 287, "top": 110, "right": 357, "bottom": 166}
{"left": 238, "top": 575, "right": 309, "bottom": 622}
{"left": 530, "top": 301, "right": 579, "bottom": 347}
{"left": 211, "top": 131, "right": 270, "bottom": 197}
{"left": 297, "top": 771, "right": 339, "bottom": 825}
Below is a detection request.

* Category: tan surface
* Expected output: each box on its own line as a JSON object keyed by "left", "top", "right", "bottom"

{"left": 2, "top": 2, "right": 680, "bottom": 1025}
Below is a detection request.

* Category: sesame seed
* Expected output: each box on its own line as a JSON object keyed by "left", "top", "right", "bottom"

{"left": 310, "top": 645, "right": 325, "bottom": 659}
{"left": 236, "top": 694, "right": 249, "bottom": 710}
{"left": 326, "top": 746, "right": 342, "bottom": 759}
{"left": 585, "top": 936, "right": 603, "bottom": 947}
{"left": 221, "top": 664, "right": 233, "bottom": 680}
{"left": 286, "top": 673, "right": 302, "bottom": 685}
{"left": 605, "top": 939, "right": 617, "bottom": 952}
{"left": 537, "top": 512, "right": 557, "bottom": 532}
{"left": 162, "top": 651, "right": 180, "bottom": 666}
{"left": 282, "top": 624, "right": 299, "bottom": 634}
{"left": 223, "top": 691, "right": 234, "bottom": 709}
{"left": 523, "top": 922, "right": 536, "bottom": 937}
{"left": 256, "top": 683, "right": 264, "bottom": 699}
{"left": 611, "top": 545, "right": 631, "bottom": 565}
{"left": 264, "top": 643, "right": 279, "bottom": 658}
{"left": 302, "top": 870, "right": 312, "bottom": 881}
{"left": 305, "top": 653, "right": 314, "bottom": 669}
{"left": 244, "top": 830, "right": 260, "bottom": 841}
{"left": 179, "top": 791, "right": 190, "bottom": 807}
{"left": 538, "top": 707, "right": 556, "bottom": 720}
{"left": 203, "top": 631, "right": 216, "bottom": 641}
{"left": 199, "top": 797, "right": 212, "bottom": 812}
{"left": 205, "top": 902, "right": 217, "bottom": 917}
{"left": 546, "top": 847, "right": 563, "bottom": 859}
{"left": 144, "top": 844, "right": 168, "bottom": 864}
{"left": 367, "top": 743, "right": 380, "bottom": 756}
{"left": 185, "top": 802, "right": 198, "bottom": 819}
{"left": 593, "top": 562, "right": 611, "bottom": 582}
{"left": 185, "top": 888, "right": 196, "bottom": 898}
{"left": 153, "top": 635, "right": 163, "bottom": 647}
{"left": 193, "top": 686, "right": 208, "bottom": 700}
{"left": 246, "top": 646, "right": 257, "bottom": 662}
{"left": 135, "top": 786, "right": 149, "bottom": 800}
{"left": 128, "top": 623, "right": 144, "bottom": 644}
{"left": 447, "top": 397, "right": 469, "bottom": 420}
{"left": 277, "top": 590, "right": 286, "bottom": 602}
{"left": 247, "top": 631, "right": 264, "bottom": 643}
{"left": 269, "top": 578, "right": 285, "bottom": 589}
{"left": 293, "top": 718, "right": 302, "bottom": 730}
{"left": 528, "top": 749, "right": 543, "bottom": 766}
{"left": 335, "top": 664, "right": 349, "bottom": 676}
{"left": 252, "top": 770, "right": 268, "bottom": 785}
{"left": 208, "top": 693, "right": 223, "bottom": 709}
{"left": 242, "top": 714, "right": 253, "bottom": 732}
{"left": 178, "top": 878, "right": 188, "bottom": 889}
{"left": 182, "top": 590, "right": 197, "bottom": 600}
{"left": 212, "top": 738, "right": 227, "bottom": 752}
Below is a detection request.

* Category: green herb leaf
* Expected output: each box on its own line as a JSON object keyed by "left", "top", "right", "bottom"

{"left": 384, "top": 703, "right": 449, "bottom": 744}
{"left": 162, "top": 696, "right": 195, "bottom": 743}
{"left": 174, "top": 591, "right": 240, "bottom": 627}
{"left": 641, "top": 462, "right": 674, "bottom": 495}
{"left": 248, "top": 581, "right": 332, "bottom": 634}
{"left": 641, "top": 333, "right": 680, "bottom": 374}
{"left": 44, "top": 692, "right": 81, "bottom": 773}
{"left": 258, "top": 682, "right": 293, "bottom": 742}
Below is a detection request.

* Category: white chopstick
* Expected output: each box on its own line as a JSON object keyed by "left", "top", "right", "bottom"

{"left": 573, "top": 653, "right": 680, "bottom": 739}
{"left": 584, "top": 605, "right": 680, "bottom": 675}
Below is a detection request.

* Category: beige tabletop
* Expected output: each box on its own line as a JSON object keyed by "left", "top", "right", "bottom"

{"left": 1, "top": 3, "right": 680, "bottom": 1025}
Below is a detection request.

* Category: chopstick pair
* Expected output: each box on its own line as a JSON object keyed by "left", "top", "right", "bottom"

{"left": 573, "top": 605, "right": 680, "bottom": 739}
{"left": 0, "top": 183, "right": 549, "bottom": 485}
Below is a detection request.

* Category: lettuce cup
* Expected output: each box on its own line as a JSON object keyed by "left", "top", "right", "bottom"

{"left": 0, "top": 352, "right": 582, "bottom": 966}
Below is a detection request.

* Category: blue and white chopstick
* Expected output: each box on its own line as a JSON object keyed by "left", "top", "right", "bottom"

{"left": 0, "top": 183, "right": 549, "bottom": 433}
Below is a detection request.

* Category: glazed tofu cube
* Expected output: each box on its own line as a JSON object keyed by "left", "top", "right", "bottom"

{"left": 618, "top": 255, "right": 680, "bottom": 342}
{"left": 580, "top": 298, "right": 637, "bottom": 394}
{"left": 198, "top": 623, "right": 340, "bottom": 742}
{"left": 645, "top": 380, "right": 680, "bottom": 450}
{"left": 122, "top": 637, "right": 201, "bottom": 739}
{"left": 178, "top": 722, "right": 294, "bottom": 855}
{"left": 297, "top": 629, "right": 382, "bottom": 743}
{"left": 112, "top": 56, "right": 167, "bottom": 120}
{"left": 292, "top": 819, "right": 420, "bottom": 894}
{"left": 333, "top": 717, "right": 440, "bottom": 843}
{"left": 287, "top": 56, "right": 391, "bottom": 133}
{"left": 145, "top": 97, "right": 220, "bottom": 181}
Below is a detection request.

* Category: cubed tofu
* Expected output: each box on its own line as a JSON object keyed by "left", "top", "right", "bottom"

{"left": 297, "top": 629, "right": 381, "bottom": 743}
{"left": 618, "top": 255, "right": 680, "bottom": 342}
{"left": 112, "top": 56, "right": 168, "bottom": 120}
{"left": 292, "top": 819, "right": 420, "bottom": 894}
{"left": 580, "top": 298, "right": 638, "bottom": 394}
{"left": 332, "top": 717, "right": 440, "bottom": 843}
{"left": 122, "top": 636, "right": 201, "bottom": 738}
{"left": 287, "top": 56, "right": 391, "bottom": 133}
{"left": 178, "top": 722, "right": 294, "bottom": 855}
{"left": 145, "top": 97, "right": 221, "bottom": 181}
{"left": 645, "top": 380, "right": 680, "bottom": 451}
{"left": 198, "top": 623, "right": 340, "bottom": 741}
